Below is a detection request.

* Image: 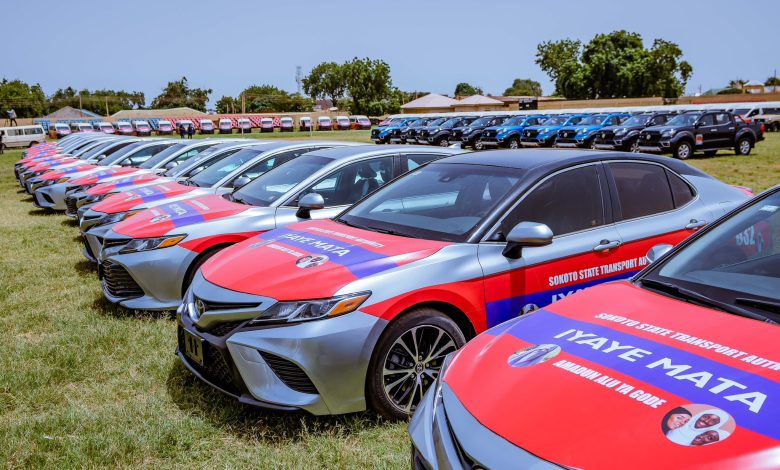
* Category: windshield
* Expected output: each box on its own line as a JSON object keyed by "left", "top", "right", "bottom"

{"left": 138, "top": 143, "right": 191, "bottom": 169}
{"left": 425, "top": 118, "right": 446, "bottom": 127}
{"left": 159, "top": 122, "right": 172, "bottom": 128}
{"left": 578, "top": 115, "right": 607, "bottom": 126}
{"left": 339, "top": 163, "right": 522, "bottom": 242}
{"left": 176, "top": 147, "right": 243, "bottom": 178}
{"left": 644, "top": 190, "right": 780, "bottom": 323}
{"left": 502, "top": 116, "right": 527, "bottom": 126}
{"left": 188, "top": 148, "right": 265, "bottom": 187}
{"left": 541, "top": 116, "right": 568, "bottom": 126}
{"left": 441, "top": 118, "right": 464, "bottom": 129}
{"left": 97, "top": 142, "right": 148, "bottom": 166}
{"left": 201, "top": 121, "right": 213, "bottom": 127}
{"left": 666, "top": 113, "right": 701, "bottom": 126}
{"left": 55, "top": 124, "right": 69, "bottom": 130}
{"left": 468, "top": 117, "right": 493, "bottom": 127}
{"left": 80, "top": 140, "right": 117, "bottom": 159}
{"left": 136, "top": 123, "right": 150, "bottom": 129}
{"left": 232, "top": 154, "right": 334, "bottom": 207}
{"left": 118, "top": 123, "right": 132, "bottom": 129}
{"left": 621, "top": 115, "right": 652, "bottom": 126}
{"left": 731, "top": 108, "right": 749, "bottom": 115}
{"left": 166, "top": 144, "right": 239, "bottom": 176}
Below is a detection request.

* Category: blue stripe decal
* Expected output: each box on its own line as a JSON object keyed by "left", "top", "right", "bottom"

{"left": 256, "top": 228, "right": 399, "bottom": 278}
{"left": 161, "top": 200, "right": 206, "bottom": 228}
{"left": 505, "top": 309, "right": 780, "bottom": 440}
{"left": 485, "top": 272, "right": 638, "bottom": 328}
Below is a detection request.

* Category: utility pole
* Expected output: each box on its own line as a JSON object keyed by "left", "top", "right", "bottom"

{"left": 78, "top": 93, "right": 82, "bottom": 109}
{"left": 105, "top": 97, "right": 109, "bottom": 117}
{"left": 296, "top": 66, "right": 302, "bottom": 95}
{"left": 241, "top": 93, "right": 246, "bottom": 114}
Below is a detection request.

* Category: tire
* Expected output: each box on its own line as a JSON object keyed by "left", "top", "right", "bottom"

{"left": 588, "top": 139, "right": 597, "bottom": 150}
{"left": 474, "top": 140, "right": 484, "bottom": 151}
{"left": 182, "top": 246, "right": 229, "bottom": 295}
{"left": 673, "top": 141, "right": 692, "bottom": 160}
{"left": 507, "top": 137, "right": 520, "bottom": 149}
{"left": 629, "top": 141, "right": 640, "bottom": 153}
{"left": 437, "top": 137, "right": 449, "bottom": 147}
{"left": 367, "top": 308, "right": 466, "bottom": 420}
{"left": 703, "top": 150, "right": 717, "bottom": 157}
{"left": 735, "top": 137, "right": 752, "bottom": 156}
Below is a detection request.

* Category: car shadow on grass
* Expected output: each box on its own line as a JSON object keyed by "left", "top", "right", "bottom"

{"left": 27, "top": 208, "right": 55, "bottom": 216}
{"left": 91, "top": 295, "right": 177, "bottom": 320}
{"left": 62, "top": 218, "right": 77, "bottom": 227}
{"left": 74, "top": 259, "right": 96, "bottom": 275}
{"left": 165, "top": 360, "right": 391, "bottom": 443}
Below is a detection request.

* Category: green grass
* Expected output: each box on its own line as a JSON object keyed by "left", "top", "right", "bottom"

{"left": 0, "top": 134, "right": 778, "bottom": 468}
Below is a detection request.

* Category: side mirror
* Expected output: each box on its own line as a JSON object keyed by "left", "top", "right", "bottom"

{"left": 95, "top": 154, "right": 107, "bottom": 161}
{"left": 645, "top": 244, "right": 673, "bottom": 264}
{"left": 296, "top": 193, "right": 325, "bottom": 219}
{"left": 694, "top": 121, "right": 702, "bottom": 128}
{"left": 232, "top": 176, "right": 251, "bottom": 189}
{"left": 164, "top": 161, "right": 177, "bottom": 170}
{"left": 502, "top": 222, "right": 553, "bottom": 259}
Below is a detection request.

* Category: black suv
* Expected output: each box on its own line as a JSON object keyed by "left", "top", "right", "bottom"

{"left": 594, "top": 112, "right": 674, "bottom": 152}
{"left": 450, "top": 115, "right": 509, "bottom": 150}
{"left": 638, "top": 111, "right": 765, "bottom": 159}
{"left": 390, "top": 117, "right": 434, "bottom": 144}
{"left": 417, "top": 116, "right": 477, "bottom": 146}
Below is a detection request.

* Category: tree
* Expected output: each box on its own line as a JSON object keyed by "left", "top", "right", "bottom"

{"left": 49, "top": 87, "right": 145, "bottom": 115}
{"left": 240, "top": 85, "right": 314, "bottom": 112}
{"left": 728, "top": 78, "right": 747, "bottom": 90}
{"left": 453, "top": 82, "right": 483, "bottom": 96}
{"left": 0, "top": 79, "right": 48, "bottom": 118}
{"left": 344, "top": 57, "right": 394, "bottom": 115}
{"left": 503, "top": 78, "right": 542, "bottom": 96}
{"left": 215, "top": 95, "right": 239, "bottom": 114}
{"left": 151, "top": 77, "right": 211, "bottom": 111}
{"left": 765, "top": 76, "right": 780, "bottom": 87}
{"left": 302, "top": 62, "right": 348, "bottom": 107}
{"left": 535, "top": 31, "right": 692, "bottom": 99}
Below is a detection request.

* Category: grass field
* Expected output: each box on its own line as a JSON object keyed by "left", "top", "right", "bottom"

{"left": 1, "top": 134, "right": 778, "bottom": 468}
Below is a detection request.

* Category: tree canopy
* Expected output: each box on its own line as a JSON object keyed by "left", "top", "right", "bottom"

{"left": 764, "top": 76, "right": 780, "bottom": 87}
{"left": 535, "top": 31, "right": 692, "bottom": 99}
{"left": 302, "top": 62, "right": 348, "bottom": 107}
{"left": 503, "top": 78, "right": 542, "bottom": 96}
{"left": 0, "top": 79, "right": 48, "bottom": 118}
{"left": 302, "top": 58, "right": 396, "bottom": 115}
{"left": 150, "top": 77, "right": 211, "bottom": 111}
{"left": 48, "top": 87, "right": 145, "bottom": 115}
{"left": 454, "top": 82, "right": 483, "bottom": 96}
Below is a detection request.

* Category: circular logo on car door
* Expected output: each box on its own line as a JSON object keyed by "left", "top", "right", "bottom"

{"left": 296, "top": 255, "right": 329, "bottom": 268}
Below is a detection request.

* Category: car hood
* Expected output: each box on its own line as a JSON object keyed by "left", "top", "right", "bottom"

{"left": 601, "top": 124, "right": 643, "bottom": 132}
{"left": 93, "top": 182, "right": 198, "bottom": 214}
{"left": 86, "top": 173, "right": 164, "bottom": 195}
{"left": 443, "top": 281, "right": 779, "bottom": 469}
{"left": 642, "top": 125, "right": 679, "bottom": 134}
{"left": 27, "top": 157, "right": 78, "bottom": 171}
{"left": 201, "top": 219, "right": 450, "bottom": 300}
{"left": 113, "top": 194, "right": 250, "bottom": 238}
{"left": 68, "top": 167, "right": 142, "bottom": 186}
{"left": 40, "top": 164, "right": 97, "bottom": 180}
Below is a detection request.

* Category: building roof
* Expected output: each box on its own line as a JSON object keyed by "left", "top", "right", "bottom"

{"left": 42, "top": 106, "right": 102, "bottom": 120}
{"left": 744, "top": 80, "right": 764, "bottom": 87}
{"left": 111, "top": 107, "right": 208, "bottom": 119}
{"left": 401, "top": 93, "right": 460, "bottom": 109}
{"left": 456, "top": 94, "right": 504, "bottom": 106}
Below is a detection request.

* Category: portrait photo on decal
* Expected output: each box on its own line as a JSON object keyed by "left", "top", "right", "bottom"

{"left": 507, "top": 343, "right": 561, "bottom": 368}
{"left": 662, "top": 404, "right": 736, "bottom": 447}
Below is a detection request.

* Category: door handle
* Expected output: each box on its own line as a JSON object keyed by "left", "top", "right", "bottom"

{"left": 710, "top": 129, "right": 717, "bottom": 132}
{"left": 593, "top": 239, "right": 621, "bottom": 252}
{"left": 685, "top": 219, "right": 707, "bottom": 230}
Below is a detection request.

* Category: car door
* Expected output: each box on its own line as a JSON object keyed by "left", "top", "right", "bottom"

{"left": 695, "top": 113, "right": 718, "bottom": 149}
{"left": 275, "top": 154, "right": 398, "bottom": 224}
{"left": 476, "top": 163, "right": 623, "bottom": 327}
{"left": 605, "top": 161, "right": 710, "bottom": 265}
{"left": 713, "top": 112, "right": 735, "bottom": 148}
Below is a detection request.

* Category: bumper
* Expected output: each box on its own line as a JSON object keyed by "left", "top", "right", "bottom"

{"left": 177, "top": 277, "right": 386, "bottom": 415}
{"left": 409, "top": 381, "right": 561, "bottom": 469}
{"left": 82, "top": 223, "right": 114, "bottom": 263}
{"left": 33, "top": 182, "right": 69, "bottom": 211}
{"left": 100, "top": 245, "right": 198, "bottom": 310}
{"left": 638, "top": 145, "right": 665, "bottom": 153}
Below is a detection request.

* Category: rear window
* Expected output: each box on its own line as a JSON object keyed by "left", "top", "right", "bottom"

{"left": 608, "top": 162, "right": 677, "bottom": 220}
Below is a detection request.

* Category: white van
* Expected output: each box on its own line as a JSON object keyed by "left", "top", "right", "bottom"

{"left": 259, "top": 117, "right": 274, "bottom": 133}
{"left": 218, "top": 118, "right": 233, "bottom": 134}
{"left": 71, "top": 122, "right": 94, "bottom": 133}
{"left": 95, "top": 122, "right": 115, "bottom": 134}
{"left": 50, "top": 122, "right": 72, "bottom": 138}
{"left": 280, "top": 117, "right": 294, "bottom": 132}
{"left": 115, "top": 121, "right": 134, "bottom": 135}
{"left": 199, "top": 119, "right": 214, "bottom": 134}
{"left": 156, "top": 119, "right": 174, "bottom": 135}
{"left": 317, "top": 116, "right": 332, "bottom": 131}
{"left": 1, "top": 125, "right": 46, "bottom": 149}
{"left": 237, "top": 117, "right": 253, "bottom": 133}
{"left": 133, "top": 120, "right": 152, "bottom": 136}
{"left": 299, "top": 116, "right": 312, "bottom": 131}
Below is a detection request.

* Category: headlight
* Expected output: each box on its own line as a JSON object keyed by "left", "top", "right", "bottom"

{"left": 97, "top": 210, "right": 139, "bottom": 227}
{"left": 579, "top": 128, "right": 591, "bottom": 134}
{"left": 56, "top": 177, "right": 69, "bottom": 183}
{"left": 248, "top": 291, "right": 371, "bottom": 325}
{"left": 84, "top": 193, "right": 108, "bottom": 204}
{"left": 118, "top": 234, "right": 186, "bottom": 254}
{"left": 539, "top": 128, "right": 549, "bottom": 134}
{"left": 661, "top": 129, "right": 676, "bottom": 137}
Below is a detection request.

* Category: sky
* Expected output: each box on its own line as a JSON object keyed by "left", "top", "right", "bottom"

{"left": 4, "top": 0, "right": 778, "bottom": 107}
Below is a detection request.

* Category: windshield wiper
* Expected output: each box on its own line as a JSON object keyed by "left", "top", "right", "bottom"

{"left": 735, "top": 298, "right": 780, "bottom": 315}
{"left": 639, "top": 279, "right": 777, "bottom": 324}
{"left": 337, "top": 219, "right": 369, "bottom": 230}
{"left": 363, "top": 226, "right": 415, "bottom": 238}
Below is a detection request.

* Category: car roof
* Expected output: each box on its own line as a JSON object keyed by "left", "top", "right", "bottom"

{"left": 437, "top": 148, "right": 709, "bottom": 177}
{"left": 305, "top": 144, "right": 464, "bottom": 161}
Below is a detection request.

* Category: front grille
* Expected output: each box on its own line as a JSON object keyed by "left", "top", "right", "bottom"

{"left": 201, "top": 320, "right": 247, "bottom": 337}
{"left": 259, "top": 351, "right": 318, "bottom": 394}
{"left": 524, "top": 129, "right": 539, "bottom": 139}
{"left": 101, "top": 260, "right": 143, "bottom": 298}
{"left": 177, "top": 326, "right": 239, "bottom": 394}
{"left": 103, "top": 237, "right": 129, "bottom": 250}
{"left": 483, "top": 130, "right": 497, "bottom": 138}
{"left": 65, "top": 196, "right": 78, "bottom": 215}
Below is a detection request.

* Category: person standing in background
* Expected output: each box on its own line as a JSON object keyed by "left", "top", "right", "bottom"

{"left": 8, "top": 109, "right": 17, "bottom": 126}
{"left": 0, "top": 130, "right": 4, "bottom": 154}
{"left": 187, "top": 125, "right": 194, "bottom": 139}
{"left": 179, "top": 124, "right": 186, "bottom": 139}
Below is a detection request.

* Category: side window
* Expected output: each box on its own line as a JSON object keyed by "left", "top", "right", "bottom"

{"left": 715, "top": 113, "right": 731, "bottom": 125}
{"left": 168, "top": 148, "right": 200, "bottom": 165}
{"left": 298, "top": 156, "right": 395, "bottom": 207}
{"left": 227, "top": 149, "right": 309, "bottom": 188}
{"left": 403, "top": 153, "right": 440, "bottom": 171}
{"left": 124, "top": 144, "right": 166, "bottom": 165}
{"left": 608, "top": 162, "right": 675, "bottom": 220}
{"left": 698, "top": 114, "right": 716, "bottom": 126}
{"left": 500, "top": 165, "right": 606, "bottom": 238}
{"left": 666, "top": 170, "right": 696, "bottom": 208}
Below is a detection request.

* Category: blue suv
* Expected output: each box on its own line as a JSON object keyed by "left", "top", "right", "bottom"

{"left": 554, "top": 113, "right": 630, "bottom": 148}
{"left": 521, "top": 114, "right": 586, "bottom": 147}
{"left": 370, "top": 117, "right": 418, "bottom": 144}
{"left": 479, "top": 114, "right": 548, "bottom": 149}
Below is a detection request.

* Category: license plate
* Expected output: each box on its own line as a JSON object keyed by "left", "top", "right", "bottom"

{"left": 183, "top": 329, "right": 204, "bottom": 366}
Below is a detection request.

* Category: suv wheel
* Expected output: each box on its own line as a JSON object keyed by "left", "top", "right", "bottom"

{"left": 735, "top": 137, "right": 752, "bottom": 156}
{"left": 629, "top": 141, "right": 640, "bottom": 153}
{"left": 474, "top": 140, "right": 484, "bottom": 151}
{"left": 367, "top": 308, "right": 466, "bottom": 420}
{"left": 507, "top": 137, "right": 520, "bottom": 149}
{"left": 437, "top": 138, "right": 449, "bottom": 147}
{"left": 673, "top": 141, "right": 692, "bottom": 159}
